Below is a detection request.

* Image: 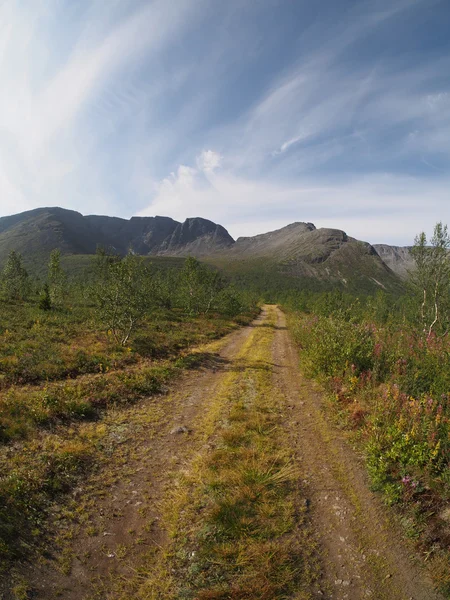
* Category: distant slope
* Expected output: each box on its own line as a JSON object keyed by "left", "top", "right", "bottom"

{"left": 212, "top": 222, "right": 403, "bottom": 294}
{"left": 373, "top": 244, "right": 415, "bottom": 279}
{"left": 0, "top": 207, "right": 409, "bottom": 294}
{"left": 0, "top": 208, "right": 95, "bottom": 271}
{"left": 158, "top": 218, "right": 234, "bottom": 256}
{"left": 0, "top": 208, "right": 234, "bottom": 269}
{"left": 229, "top": 222, "right": 316, "bottom": 258}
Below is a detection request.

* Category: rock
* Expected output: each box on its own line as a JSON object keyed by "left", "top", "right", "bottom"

{"left": 170, "top": 425, "right": 189, "bottom": 435}
{"left": 440, "top": 507, "right": 450, "bottom": 523}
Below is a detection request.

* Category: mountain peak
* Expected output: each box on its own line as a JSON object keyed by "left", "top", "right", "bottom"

{"left": 158, "top": 217, "right": 234, "bottom": 256}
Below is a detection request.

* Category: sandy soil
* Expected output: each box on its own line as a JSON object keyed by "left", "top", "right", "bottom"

{"left": 12, "top": 310, "right": 267, "bottom": 600}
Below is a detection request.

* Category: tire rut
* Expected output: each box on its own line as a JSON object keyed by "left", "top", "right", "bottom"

{"left": 13, "top": 305, "right": 444, "bottom": 600}
{"left": 272, "top": 306, "right": 443, "bottom": 600}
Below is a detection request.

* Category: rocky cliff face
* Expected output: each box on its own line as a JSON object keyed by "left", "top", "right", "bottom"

{"left": 159, "top": 218, "right": 234, "bottom": 255}
{"left": 373, "top": 244, "right": 415, "bottom": 279}
{"left": 0, "top": 208, "right": 234, "bottom": 267}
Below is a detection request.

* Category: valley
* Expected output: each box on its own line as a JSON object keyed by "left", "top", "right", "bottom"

{"left": 2, "top": 1, "right": 449, "bottom": 597}
{"left": 0, "top": 208, "right": 409, "bottom": 293}
{"left": 0, "top": 209, "right": 448, "bottom": 599}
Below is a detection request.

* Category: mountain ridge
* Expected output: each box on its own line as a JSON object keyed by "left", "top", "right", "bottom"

{"left": 0, "top": 207, "right": 234, "bottom": 264}
{"left": 0, "top": 207, "right": 413, "bottom": 291}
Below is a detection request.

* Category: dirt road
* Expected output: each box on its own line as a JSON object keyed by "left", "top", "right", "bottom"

{"left": 17, "top": 306, "right": 443, "bottom": 599}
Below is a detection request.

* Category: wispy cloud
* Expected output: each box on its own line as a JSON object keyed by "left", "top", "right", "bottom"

{"left": 0, "top": 0, "right": 206, "bottom": 212}
{"left": 139, "top": 149, "right": 450, "bottom": 245}
{"left": 0, "top": 0, "right": 449, "bottom": 246}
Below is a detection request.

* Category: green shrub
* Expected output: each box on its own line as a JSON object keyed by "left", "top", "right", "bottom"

{"left": 293, "top": 314, "right": 375, "bottom": 378}
{"left": 38, "top": 284, "right": 52, "bottom": 311}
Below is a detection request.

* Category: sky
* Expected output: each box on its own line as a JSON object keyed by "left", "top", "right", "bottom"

{"left": 0, "top": 0, "right": 449, "bottom": 245}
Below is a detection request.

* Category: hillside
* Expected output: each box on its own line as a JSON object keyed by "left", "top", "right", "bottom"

{"left": 373, "top": 244, "right": 415, "bottom": 278}
{"left": 0, "top": 207, "right": 413, "bottom": 293}
{"left": 0, "top": 207, "right": 233, "bottom": 271}
{"left": 212, "top": 222, "right": 404, "bottom": 294}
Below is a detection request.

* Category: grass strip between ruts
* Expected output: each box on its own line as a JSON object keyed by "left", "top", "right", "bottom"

{"left": 135, "top": 306, "right": 318, "bottom": 599}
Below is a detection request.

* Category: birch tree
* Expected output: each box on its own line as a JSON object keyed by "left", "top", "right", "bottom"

{"left": 1, "top": 251, "right": 29, "bottom": 301}
{"left": 410, "top": 222, "right": 450, "bottom": 337}
{"left": 94, "top": 253, "right": 151, "bottom": 346}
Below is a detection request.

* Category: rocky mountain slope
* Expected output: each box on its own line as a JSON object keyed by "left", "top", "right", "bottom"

{"left": 212, "top": 221, "right": 403, "bottom": 292}
{"left": 0, "top": 207, "right": 414, "bottom": 292}
{"left": 0, "top": 207, "right": 233, "bottom": 269}
{"left": 373, "top": 244, "right": 414, "bottom": 278}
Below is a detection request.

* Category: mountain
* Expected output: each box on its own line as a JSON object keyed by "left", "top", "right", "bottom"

{"left": 0, "top": 207, "right": 412, "bottom": 293}
{"left": 372, "top": 244, "right": 414, "bottom": 279}
{"left": 210, "top": 222, "right": 403, "bottom": 293}
{"left": 0, "top": 208, "right": 234, "bottom": 270}
{"left": 158, "top": 218, "right": 234, "bottom": 256}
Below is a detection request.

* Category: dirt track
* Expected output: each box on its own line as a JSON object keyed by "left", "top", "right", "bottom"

{"left": 15, "top": 306, "right": 443, "bottom": 599}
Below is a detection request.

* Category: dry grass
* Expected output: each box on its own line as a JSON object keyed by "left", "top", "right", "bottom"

{"left": 131, "top": 306, "right": 318, "bottom": 599}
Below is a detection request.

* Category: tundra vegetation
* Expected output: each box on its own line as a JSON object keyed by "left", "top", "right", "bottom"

{"left": 0, "top": 250, "right": 257, "bottom": 566}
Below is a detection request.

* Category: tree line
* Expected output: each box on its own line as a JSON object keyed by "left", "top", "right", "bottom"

{"left": 0, "top": 248, "right": 256, "bottom": 345}
{"left": 1, "top": 221, "right": 449, "bottom": 340}
{"left": 282, "top": 222, "right": 450, "bottom": 338}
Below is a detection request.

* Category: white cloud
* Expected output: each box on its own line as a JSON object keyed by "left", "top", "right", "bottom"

{"left": 196, "top": 150, "right": 222, "bottom": 173}
{"left": 0, "top": 0, "right": 448, "bottom": 250}
{"left": 0, "top": 0, "right": 205, "bottom": 216}
{"left": 139, "top": 153, "right": 450, "bottom": 245}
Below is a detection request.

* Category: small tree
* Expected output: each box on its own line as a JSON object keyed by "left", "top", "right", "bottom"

{"left": 1, "top": 250, "right": 29, "bottom": 301}
{"left": 410, "top": 222, "right": 450, "bottom": 337}
{"left": 216, "top": 286, "right": 243, "bottom": 317}
{"left": 48, "top": 249, "right": 67, "bottom": 307}
{"left": 39, "top": 283, "right": 52, "bottom": 311}
{"left": 179, "top": 257, "right": 224, "bottom": 315}
{"left": 94, "top": 253, "right": 151, "bottom": 346}
{"left": 93, "top": 245, "right": 120, "bottom": 283}
{"left": 152, "top": 268, "right": 177, "bottom": 310}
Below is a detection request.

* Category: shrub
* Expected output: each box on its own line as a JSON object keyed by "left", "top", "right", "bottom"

{"left": 293, "top": 314, "right": 375, "bottom": 379}
{"left": 38, "top": 284, "right": 52, "bottom": 311}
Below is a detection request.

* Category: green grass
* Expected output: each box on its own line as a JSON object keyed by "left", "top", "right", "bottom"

{"left": 287, "top": 307, "right": 450, "bottom": 596}
{"left": 60, "top": 254, "right": 186, "bottom": 282}
{"left": 0, "top": 300, "right": 254, "bottom": 441}
{"left": 206, "top": 248, "right": 404, "bottom": 301}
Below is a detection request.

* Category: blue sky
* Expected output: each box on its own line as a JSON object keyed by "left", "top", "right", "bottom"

{"left": 0, "top": 0, "right": 449, "bottom": 245}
